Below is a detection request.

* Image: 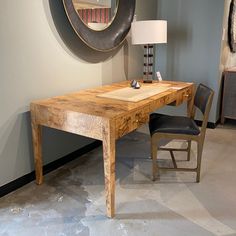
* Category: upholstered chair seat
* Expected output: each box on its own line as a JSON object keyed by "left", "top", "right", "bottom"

{"left": 149, "top": 113, "right": 200, "bottom": 136}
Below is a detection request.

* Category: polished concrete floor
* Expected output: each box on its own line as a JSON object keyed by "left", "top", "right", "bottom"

{"left": 0, "top": 122, "right": 236, "bottom": 236}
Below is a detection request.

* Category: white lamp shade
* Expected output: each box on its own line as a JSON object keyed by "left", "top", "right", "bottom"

{"left": 131, "top": 20, "right": 167, "bottom": 45}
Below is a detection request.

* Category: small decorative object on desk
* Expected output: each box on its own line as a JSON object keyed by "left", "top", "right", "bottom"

{"left": 130, "top": 80, "right": 137, "bottom": 87}
{"left": 130, "top": 80, "right": 141, "bottom": 89}
{"left": 134, "top": 82, "right": 141, "bottom": 89}
{"left": 156, "top": 71, "right": 163, "bottom": 81}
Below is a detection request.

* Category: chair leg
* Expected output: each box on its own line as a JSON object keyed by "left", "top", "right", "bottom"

{"left": 151, "top": 136, "right": 158, "bottom": 181}
{"left": 187, "top": 140, "right": 192, "bottom": 161}
{"left": 196, "top": 142, "right": 203, "bottom": 183}
{"left": 169, "top": 150, "right": 177, "bottom": 168}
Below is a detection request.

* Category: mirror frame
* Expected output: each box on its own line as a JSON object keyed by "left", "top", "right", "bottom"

{"left": 228, "top": 0, "right": 236, "bottom": 53}
{"left": 63, "top": 0, "right": 136, "bottom": 52}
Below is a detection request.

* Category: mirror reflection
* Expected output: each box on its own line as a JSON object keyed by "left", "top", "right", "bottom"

{"left": 72, "top": 0, "right": 118, "bottom": 31}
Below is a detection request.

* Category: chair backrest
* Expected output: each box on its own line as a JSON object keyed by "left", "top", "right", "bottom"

{"left": 193, "top": 83, "right": 214, "bottom": 135}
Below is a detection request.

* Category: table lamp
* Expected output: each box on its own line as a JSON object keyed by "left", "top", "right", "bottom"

{"left": 131, "top": 20, "right": 167, "bottom": 83}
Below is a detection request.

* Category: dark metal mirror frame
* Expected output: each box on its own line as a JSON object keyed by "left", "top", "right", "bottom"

{"left": 228, "top": 0, "right": 236, "bottom": 53}
{"left": 63, "top": 0, "right": 136, "bottom": 52}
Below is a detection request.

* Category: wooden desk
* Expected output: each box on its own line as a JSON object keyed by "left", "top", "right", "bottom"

{"left": 30, "top": 80, "right": 194, "bottom": 218}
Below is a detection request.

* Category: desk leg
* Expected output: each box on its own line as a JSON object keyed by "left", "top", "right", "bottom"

{"left": 31, "top": 122, "right": 43, "bottom": 185}
{"left": 102, "top": 121, "right": 116, "bottom": 218}
{"left": 187, "top": 89, "right": 195, "bottom": 118}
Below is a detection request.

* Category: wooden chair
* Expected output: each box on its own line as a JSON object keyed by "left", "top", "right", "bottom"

{"left": 149, "top": 84, "right": 214, "bottom": 182}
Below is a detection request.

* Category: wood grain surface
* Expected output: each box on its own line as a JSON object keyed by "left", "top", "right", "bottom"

{"left": 30, "top": 80, "right": 194, "bottom": 218}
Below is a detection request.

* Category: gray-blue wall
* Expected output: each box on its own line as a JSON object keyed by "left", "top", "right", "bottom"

{"left": 156, "top": 0, "right": 225, "bottom": 123}
{"left": 0, "top": 0, "right": 157, "bottom": 187}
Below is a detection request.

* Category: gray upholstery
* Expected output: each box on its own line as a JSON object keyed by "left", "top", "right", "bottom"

{"left": 149, "top": 113, "right": 200, "bottom": 136}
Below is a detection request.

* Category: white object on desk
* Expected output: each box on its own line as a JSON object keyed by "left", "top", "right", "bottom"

{"left": 156, "top": 71, "right": 163, "bottom": 81}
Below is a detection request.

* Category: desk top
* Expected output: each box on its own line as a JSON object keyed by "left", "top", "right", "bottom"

{"left": 31, "top": 80, "right": 193, "bottom": 119}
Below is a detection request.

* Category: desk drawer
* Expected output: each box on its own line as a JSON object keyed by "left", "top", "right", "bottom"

{"left": 176, "top": 87, "right": 192, "bottom": 105}
{"left": 115, "top": 106, "right": 150, "bottom": 139}
{"left": 132, "top": 106, "right": 150, "bottom": 129}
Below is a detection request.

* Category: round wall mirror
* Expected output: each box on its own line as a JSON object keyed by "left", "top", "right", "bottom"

{"left": 72, "top": 0, "right": 118, "bottom": 31}
{"left": 228, "top": 0, "right": 236, "bottom": 53}
{"left": 63, "top": 0, "right": 136, "bottom": 51}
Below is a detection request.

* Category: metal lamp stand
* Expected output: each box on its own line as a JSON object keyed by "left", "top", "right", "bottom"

{"left": 143, "top": 44, "right": 154, "bottom": 83}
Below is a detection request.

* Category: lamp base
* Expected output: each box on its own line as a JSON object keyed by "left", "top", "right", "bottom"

{"left": 143, "top": 79, "right": 153, "bottom": 83}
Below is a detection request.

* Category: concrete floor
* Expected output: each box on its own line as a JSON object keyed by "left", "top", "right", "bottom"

{"left": 0, "top": 122, "right": 236, "bottom": 236}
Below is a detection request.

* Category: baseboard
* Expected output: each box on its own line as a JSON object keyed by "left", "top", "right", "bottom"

{"left": 0, "top": 119, "right": 219, "bottom": 198}
{"left": 194, "top": 119, "right": 219, "bottom": 129}
{"left": 0, "top": 140, "right": 102, "bottom": 198}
